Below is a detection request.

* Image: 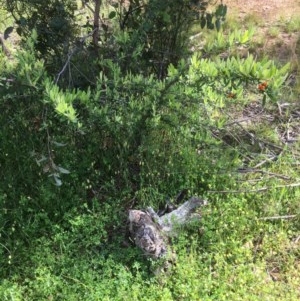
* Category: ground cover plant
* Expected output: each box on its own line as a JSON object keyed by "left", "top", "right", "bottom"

{"left": 0, "top": 0, "right": 300, "bottom": 300}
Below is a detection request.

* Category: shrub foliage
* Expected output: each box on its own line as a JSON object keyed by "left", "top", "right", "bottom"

{"left": 0, "top": 1, "right": 299, "bottom": 300}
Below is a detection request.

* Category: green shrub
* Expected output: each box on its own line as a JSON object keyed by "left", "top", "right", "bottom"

{"left": 5, "top": 0, "right": 78, "bottom": 56}
{"left": 1, "top": 7, "right": 299, "bottom": 300}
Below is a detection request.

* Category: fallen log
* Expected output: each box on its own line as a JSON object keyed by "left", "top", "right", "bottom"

{"left": 128, "top": 197, "right": 207, "bottom": 259}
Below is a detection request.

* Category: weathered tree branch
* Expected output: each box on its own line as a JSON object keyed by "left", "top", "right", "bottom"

{"left": 93, "top": 0, "right": 101, "bottom": 48}
{"left": 259, "top": 215, "right": 297, "bottom": 220}
{"left": 129, "top": 209, "right": 167, "bottom": 258}
{"left": 55, "top": 29, "right": 96, "bottom": 84}
{"left": 128, "top": 197, "right": 207, "bottom": 258}
{"left": 207, "top": 182, "right": 300, "bottom": 194}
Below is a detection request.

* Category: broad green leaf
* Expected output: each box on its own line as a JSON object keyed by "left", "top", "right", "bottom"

{"left": 108, "top": 11, "right": 116, "bottom": 19}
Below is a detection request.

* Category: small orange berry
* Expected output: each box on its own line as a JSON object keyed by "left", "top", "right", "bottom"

{"left": 226, "top": 92, "right": 236, "bottom": 98}
{"left": 258, "top": 81, "right": 268, "bottom": 92}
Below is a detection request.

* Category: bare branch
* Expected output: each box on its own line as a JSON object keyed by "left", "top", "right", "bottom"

{"left": 237, "top": 168, "right": 291, "bottom": 180}
{"left": 55, "top": 29, "right": 96, "bottom": 84}
{"left": 253, "top": 155, "right": 279, "bottom": 168}
{"left": 208, "top": 182, "right": 300, "bottom": 194}
{"left": 259, "top": 215, "right": 297, "bottom": 220}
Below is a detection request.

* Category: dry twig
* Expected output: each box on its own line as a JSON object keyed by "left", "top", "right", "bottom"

{"left": 208, "top": 182, "right": 300, "bottom": 194}
{"left": 259, "top": 215, "right": 297, "bottom": 220}
{"left": 55, "top": 29, "right": 96, "bottom": 84}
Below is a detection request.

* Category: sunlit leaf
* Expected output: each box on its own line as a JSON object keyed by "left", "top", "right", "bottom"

{"left": 53, "top": 175, "right": 62, "bottom": 186}
{"left": 57, "top": 166, "right": 70, "bottom": 174}
{"left": 52, "top": 141, "right": 67, "bottom": 147}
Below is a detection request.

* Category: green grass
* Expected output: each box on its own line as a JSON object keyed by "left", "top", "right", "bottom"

{"left": 268, "top": 26, "right": 281, "bottom": 38}
{"left": 1, "top": 188, "right": 299, "bottom": 300}
{"left": 282, "top": 16, "right": 300, "bottom": 33}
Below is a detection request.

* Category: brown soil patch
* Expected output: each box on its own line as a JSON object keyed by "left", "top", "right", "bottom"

{"left": 218, "top": 1, "right": 300, "bottom": 148}
{"left": 225, "top": 0, "right": 300, "bottom": 24}
{"left": 224, "top": 0, "right": 300, "bottom": 65}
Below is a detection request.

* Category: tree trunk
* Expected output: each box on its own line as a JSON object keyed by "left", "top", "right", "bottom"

{"left": 93, "top": 0, "right": 101, "bottom": 48}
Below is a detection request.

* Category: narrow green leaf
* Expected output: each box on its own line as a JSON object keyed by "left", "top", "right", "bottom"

{"left": 57, "top": 166, "right": 71, "bottom": 174}
{"left": 52, "top": 141, "right": 67, "bottom": 147}
{"left": 215, "top": 19, "right": 221, "bottom": 31}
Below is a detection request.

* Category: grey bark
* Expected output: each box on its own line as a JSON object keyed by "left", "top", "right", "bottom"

{"left": 128, "top": 197, "right": 207, "bottom": 258}
{"left": 0, "top": 35, "right": 11, "bottom": 57}
{"left": 93, "top": 0, "right": 101, "bottom": 48}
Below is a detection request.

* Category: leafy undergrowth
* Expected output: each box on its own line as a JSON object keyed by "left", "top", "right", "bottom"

{"left": 1, "top": 2, "right": 300, "bottom": 301}
{"left": 1, "top": 187, "right": 300, "bottom": 300}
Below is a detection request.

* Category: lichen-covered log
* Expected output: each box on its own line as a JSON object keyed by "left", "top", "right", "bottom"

{"left": 128, "top": 210, "right": 167, "bottom": 258}
{"left": 128, "top": 197, "right": 207, "bottom": 258}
